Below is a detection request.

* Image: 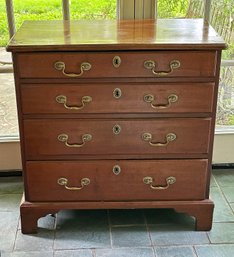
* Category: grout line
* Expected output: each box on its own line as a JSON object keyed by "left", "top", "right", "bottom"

{"left": 12, "top": 214, "right": 20, "bottom": 252}
{"left": 192, "top": 245, "right": 199, "bottom": 257}
{"left": 92, "top": 248, "right": 96, "bottom": 257}
{"left": 211, "top": 173, "right": 219, "bottom": 187}
{"left": 142, "top": 210, "right": 157, "bottom": 257}
{"left": 211, "top": 172, "right": 234, "bottom": 225}
{"left": 206, "top": 231, "right": 212, "bottom": 244}
{"left": 212, "top": 175, "right": 234, "bottom": 216}
{"left": 52, "top": 214, "right": 57, "bottom": 253}
{"left": 111, "top": 223, "right": 147, "bottom": 228}
{"left": 107, "top": 210, "right": 113, "bottom": 249}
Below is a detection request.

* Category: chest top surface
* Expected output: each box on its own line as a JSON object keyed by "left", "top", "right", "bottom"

{"left": 7, "top": 19, "right": 226, "bottom": 52}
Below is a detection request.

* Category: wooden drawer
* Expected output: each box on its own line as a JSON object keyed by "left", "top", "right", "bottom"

{"left": 21, "top": 83, "right": 214, "bottom": 114}
{"left": 25, "top": 159, "right": 208, "bottom": 202}
{"left": 17, "top": 51, "right": 216, "bottom": 78}
{"left": 23, "top": 118, "right": 211, "bottom": 159}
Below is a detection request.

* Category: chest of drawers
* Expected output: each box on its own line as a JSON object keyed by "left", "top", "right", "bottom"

{"left": 7, "top": 19, "right": 226, "bottom": 234}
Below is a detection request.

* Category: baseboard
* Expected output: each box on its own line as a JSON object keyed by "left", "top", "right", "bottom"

{"left": 212, "top": 163, "right": 234, "bottom": 169}
{"left": 0, "top": 169, "right": 22, "bottom": 177}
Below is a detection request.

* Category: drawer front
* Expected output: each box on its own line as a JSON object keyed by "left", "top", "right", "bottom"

{"left": 21, "top": 83, "right": 214, "bottom": 114}
{"left": 17, "top": 51, "right": 216, "bottom": 78}
{"left": 24, "top": 118, "right": 211, "bottom": 159}
{"left": 25, "top": 159, "right": 208, "bottom": 202}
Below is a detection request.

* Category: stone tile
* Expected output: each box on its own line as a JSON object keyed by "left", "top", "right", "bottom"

{"left": 54, "top": 210, "right": 111, "bottom": 249}
{"left": 14, "top": 229, "right": 54, "bottom": 251}
{"left": 212, "top": 169, "right": 234, "bottom": 187}
{"left": 195, "top": 244, "right": 234, "bottom": 257}
{"left": 0, "top": 212, "right": 19, "bottom": 251}
{"left": 1, "top": 251, "right": 54, "bottom": 257}
{"left": 0, "top": 194, "right": 22, "bottom": 212}
{"left": 155, "top": 246, "right": 196, "bottom": 257}
{"left": 0, "top": 177, "right": 23, "bottom": 194}
{"left": 54, "top": 249, "right": 93, "bottom": 257}
{"left": 145, "top": 208, "right": 195, "bottom": 228}
{"left": 95, "top": 247, "right": 155, "bottom": 257}
{"left": 111, "top": 226, "right": 151, "bottom": 247}
{"left": 221, "top": 187, "right": 234, "bottom": 202}
{"left": 208, "top": 223, "right": 234, "bottom": 243}
{"left": 210, "top": 187, "right": 234, "bottom": 222}
{"left": 149, "top": 224, "right": 209, "bottom": 245}
{"left": 109, "top": 209, "right": 145, "bottom": 226}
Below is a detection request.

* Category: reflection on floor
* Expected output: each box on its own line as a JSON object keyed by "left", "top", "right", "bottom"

{"left": 0, "top": 169, "right": 234, "bottom": 257}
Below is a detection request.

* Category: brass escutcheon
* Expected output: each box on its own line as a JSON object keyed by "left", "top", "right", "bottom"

{"left": 113, "top": 124, "right": 121, "bottom": 135}
{"left": 113, "top": 56, "right": 121, "bottom": 68}
{"left": 113, "top": 88, "right": 122, "bottom": 99}
{"left": 112, "top": 165, "right": 121, "bottom": 175}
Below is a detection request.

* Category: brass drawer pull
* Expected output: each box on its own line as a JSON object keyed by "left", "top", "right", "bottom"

{"left": 54, "top": 61, "right": 91, "bottom": 77}
{"left": 144, "top": 60, "right": 180, "bottom": 76}
{"left": 58, "top": 133, "right": 92, "bottom": 148}
{"left": 144, "top": 94, "right": 178, "bottom": 109}
{"left": 56, "top": 95, "right": 92, "bottom": 110}
{"left": 142, "top": 132, "right": 176, "bottom": 147}
{"left": 57, "top": 177, "right": 90, "bottom": 190}
{"left": 143, "top": 176, "right": 176, "bottom": 190}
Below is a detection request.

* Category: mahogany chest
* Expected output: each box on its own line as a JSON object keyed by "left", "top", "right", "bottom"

{"left": 7, "top": 19, "right": 226, "bottom": 233}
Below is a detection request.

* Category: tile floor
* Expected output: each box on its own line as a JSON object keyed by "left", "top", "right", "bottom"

{"left": 0, "top": 169, "right": 234, "bottom": 257}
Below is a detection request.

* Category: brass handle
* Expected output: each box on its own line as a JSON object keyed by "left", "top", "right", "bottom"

{"left": 144, "top": 94, "right": 178, "bottom": 109}
{"left": 142, "top": 132, "right": 176, "bottom": 147}
{"left": 54, "top": 61, "right": 91, "bottom": 77}
{"left": 143, "top": 176, "right": 176, "bottom": 190}
{"left": 57, "top": 177, "right": 90, "bottom": 190}
{"left": 144, "top": 60, "right": 180, "bottom": 76}
{"left": 58, "top": 133, "right": 92, "bottom": 148}
{"left": 56, "top": 95, "right": 92, "bottom": 110}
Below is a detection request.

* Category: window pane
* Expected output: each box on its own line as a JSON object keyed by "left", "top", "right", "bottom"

{"left": 0, "top": 72, "right": 18, "bottom": 138}
{"left": 157, "top": 0, "right": 190, "bottom": 18}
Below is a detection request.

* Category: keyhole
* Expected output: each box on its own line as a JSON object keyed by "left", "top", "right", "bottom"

{"left": 113, "top": 124, "right": 121, "bottom": 135}
{"left": 113, "top": 56, "right": 121, "bottom": 68}
{"left": 113, "top": 88, "right": 122, "bottom": 99}
{"left": 113, "top": 165, "right": 121, "bottom": 175}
